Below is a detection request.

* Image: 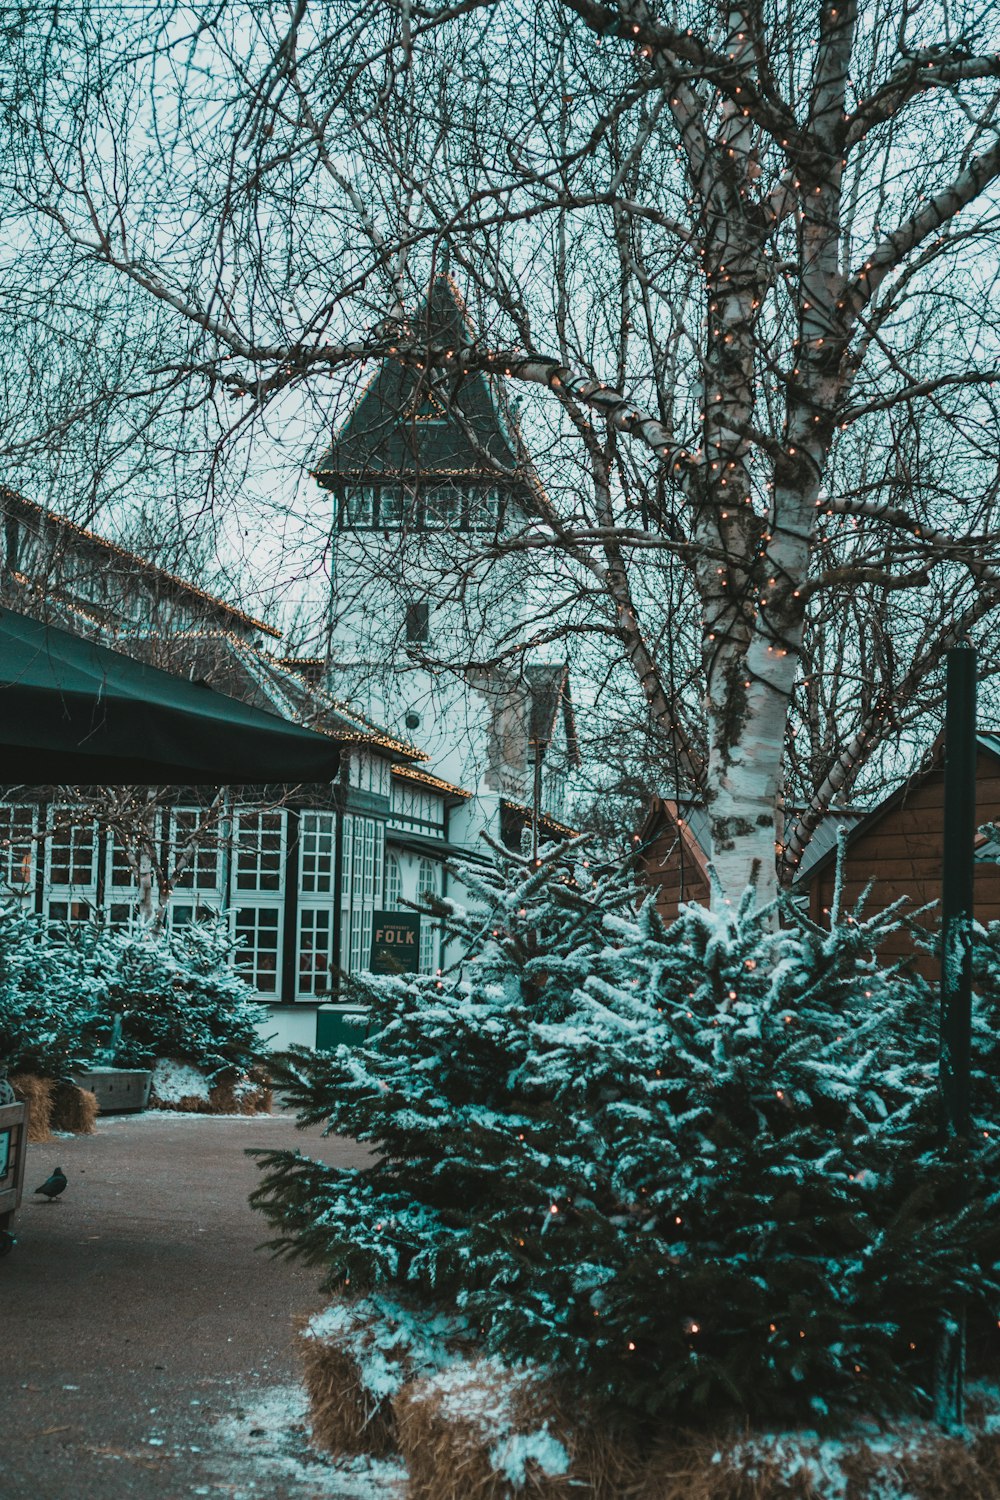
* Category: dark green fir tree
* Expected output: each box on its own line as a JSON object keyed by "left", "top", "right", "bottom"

{"left": 253, "top": 839, "right": 1000, "bottom": 1429}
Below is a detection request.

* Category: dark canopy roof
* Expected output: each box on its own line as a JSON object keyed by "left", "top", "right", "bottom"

{"left": 0, "top": 607, "right": 341, "bottom": 786}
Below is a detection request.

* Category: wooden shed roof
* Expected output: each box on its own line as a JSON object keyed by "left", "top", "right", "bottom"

{"left": 796, "top": 731, "right": 1000, "bottom": 888}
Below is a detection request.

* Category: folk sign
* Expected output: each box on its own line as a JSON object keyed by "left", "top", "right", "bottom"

{"left": 370, "top": 911, "right": 421, "bottom": 973}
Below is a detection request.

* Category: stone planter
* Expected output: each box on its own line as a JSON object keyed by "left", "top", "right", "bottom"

{"left": 71, "top": 1067, "right": 153, "bottom": 1114}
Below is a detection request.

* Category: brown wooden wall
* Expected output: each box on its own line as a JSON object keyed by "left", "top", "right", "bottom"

{"left": 640, "top": 819, "right": 710, "bottom": 923}
{"left": 805, "top": 749, "right": 1000, "bottom": 972}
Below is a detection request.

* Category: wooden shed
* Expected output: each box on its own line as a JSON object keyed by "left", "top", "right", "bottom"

{"left": 801, "top": 732, "right": 1000, "bottom": 966}
{"left": 637, "top": 799, "right": 711, "bottom": 916}
{"left": 638, "top": 732, "right": 1000, "bottom": 969}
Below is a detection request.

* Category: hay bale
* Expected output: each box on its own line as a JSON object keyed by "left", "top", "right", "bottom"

{"left": 10, "top": 1073, "right": 54, "bottom": 1142}
{"left": 637, "top": 1437, "right": 838, "bottom": 1500}
{"left": 299, "top": 1296, "right": 463, "bottom": 1459}
{"left": 50, "top": 1081, "right": 98, "bottom": 1135}
{"left": 633, "top": 1423, "right": 1000, "bottom": 1500}
{"left": 897, "top": 1428, "right": 1000, "bottom": 1500}
{"left": 207, "top": 1067, "right": 273, "bottom": 1115}
{"left": 394, "top": 1357, "right": 579, "bottom": 1500}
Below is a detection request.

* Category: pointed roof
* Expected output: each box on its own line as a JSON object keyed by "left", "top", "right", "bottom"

{"left": 525, "top": 663, "right": 581, "bottom": 767}
{"left": 313, "top": 277, "right": 530, "bottom": 486}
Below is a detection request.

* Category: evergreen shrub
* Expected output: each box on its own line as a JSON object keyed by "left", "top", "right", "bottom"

{"left": 0, "top": 905, "right": 266, "bottom": 1080}
{"left": 253, "top": 840, "right": 1000, "bottom": 1429}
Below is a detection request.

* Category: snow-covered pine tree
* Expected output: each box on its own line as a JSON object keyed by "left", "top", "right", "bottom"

{"left": 0, "top": 906, "right": 106, "bottom": 1076}
{"left": 254, "top": 843, "right": 1000, "bottom": 1427}
{"left": 99, "top": 921, "right": 267, "bottom": 1078}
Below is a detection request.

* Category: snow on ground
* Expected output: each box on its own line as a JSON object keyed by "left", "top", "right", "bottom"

{"left": 94, "top": 1109, "right": 280, "bottom": 1124}
{"left": 203, "top": 1381, "right": 407, "bottom": 1499}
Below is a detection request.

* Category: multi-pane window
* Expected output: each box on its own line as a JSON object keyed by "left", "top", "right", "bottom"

{"left": 47, "top": 899, "right": 94, "bottom": 926}
{"left": 342, "top": 488, "right": 374, "bottom": 527}
{"left": 424, "top": 484, "right": 464, "bottom": 528}
{"left": 297, "top": 811, "right": 337, "bottom": 999}
{"left": 384, "top": 853, "right": 402, "bottom": 910}
{"left": 46, "top": 808, "right": 97, "bottom": 927}
{"left": 349, "top": 906, "right": 369, "bottom": 973}
{"left": 340, "top": 815, "right": 384, "bottom": 973}
{"left": 47, "top": 816, "right": 98, "bottom": 890}
{"left": 0, "top": 804, "right": 36, "bottom": 894}
{"left": 171, "top": 902, "right": 219, "bottom": 929}
{"left": 233, "top": 809, "right": 285, "bottom": 996}
{"left": 106, "top": 902, "right": 139, "bottom": 930}
{"left": 106, "top": 830, "right": 138, "bottom": 891}
{"left": 340, "top": 814, "right": 355, "bottom": 903}
{"left": 379, "top": 489, "right": 406, "bottom": 528}
{"left": 417, "top": 858, "right": 442, "bottom": 973}
{"left": 300, "top": 812, "right": 336, "bottom": 893}
{"left": 235, "top": 811, "right": 284, "bottom": 891}
{"left": 297, "top": 907, "right": 334, "bottom": 997}
{"left": 472, "top": 488, "right": 501, "bottom": 530}
{"left": 235, "top": 906, "right": 281, "bottom": 995}
{"left": 171, "top": 809, "right": 222, "bottom": 892}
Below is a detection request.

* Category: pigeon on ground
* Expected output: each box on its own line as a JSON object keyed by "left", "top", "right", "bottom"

{"left": 34, "top": 1166, "right": 68, "bottom": 1201}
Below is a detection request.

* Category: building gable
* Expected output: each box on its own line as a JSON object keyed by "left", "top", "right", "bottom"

{"left": 312, "top": 277, "right": 532, "bottom": 491}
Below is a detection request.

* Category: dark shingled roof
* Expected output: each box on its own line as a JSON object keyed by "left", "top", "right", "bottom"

{"left": 0, "top": 487, "right": 279, "bottom": 639}
{"left": 312, "top": 277, "right": 532, "bottom": 486}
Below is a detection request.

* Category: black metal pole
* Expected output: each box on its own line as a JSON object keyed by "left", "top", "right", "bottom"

{"left": 940, "top": 643, "right": 977, "bottom": 1138}
{"left": 934, "top": 642, "right": 977, "bottom": 1431}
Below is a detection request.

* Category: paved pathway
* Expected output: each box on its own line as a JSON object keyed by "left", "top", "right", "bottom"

{"left": 1, "top": 1110, "right": 401, "bottom": 1499}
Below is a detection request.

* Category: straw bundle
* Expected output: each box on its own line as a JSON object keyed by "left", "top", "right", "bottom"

{"left": 208, "top": 1066, "right": 273, "bottom": 1115}
{"left": 631, "top": 1425, "right": 1000, "bottom": 1500}
{"left": 390, "top": 1357, "right": 1000, "bottom": 1500}
{"left": 393, "top": 1357, "right": 582, "bottom": 1500}
{"left": 299, "top": 1318, "right": 398, "bottom": 1457}
{"left": 10, "top": 1073, "right": 54, "bottom": 1142}
{"left": 50, "top": 1081, "right": 98, "bottom": 1134}
{"left": 299, "top": 1296, "right": 464, "bottom": 1459}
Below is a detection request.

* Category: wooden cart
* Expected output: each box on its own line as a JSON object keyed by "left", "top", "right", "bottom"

{"left": 0, "top": 1101, "right": 28, "bottom": 1255}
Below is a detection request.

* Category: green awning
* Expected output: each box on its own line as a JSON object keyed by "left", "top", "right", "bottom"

{"left": 0, "top": 607, "right": 340, "bottom": 785}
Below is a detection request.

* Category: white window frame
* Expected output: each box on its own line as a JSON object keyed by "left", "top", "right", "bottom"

{"left": 417, "top": 858, "right": 442, "bottom": 974}
{"left": 45, "top": 809, "right": 99, "bottom": 924}
{"left": 296, "top": 904, "right": 335, "bottom": 999}
{"left": 299, "top": 811, "right": 336, "bottom": 895}
{"left": 232, "top": 808, "right": 287, "bottom": 998}
{"left": 169, "top": 807, "right": 225, "bottom": 896}
{"left": 233, "top": 809, "right": 286, "bottom": 894}
{"left": 340, "top": 814, "right": 384, "bottom": 973}
{"left": 234, "top": 904, "right": 283, "bottom": 997}
{"left": 384, "top": 852, "right": 403, "bottom": 910}
{"left": 0, "top": 803, "right": 37, "bottom": 897}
